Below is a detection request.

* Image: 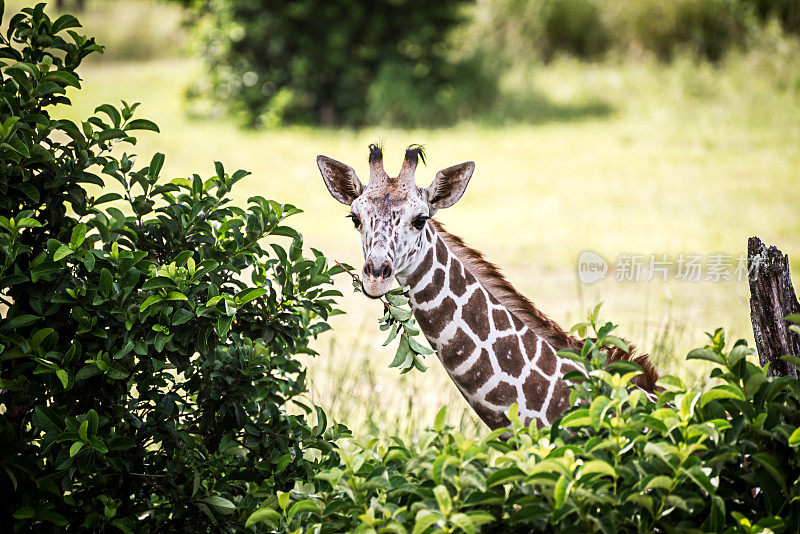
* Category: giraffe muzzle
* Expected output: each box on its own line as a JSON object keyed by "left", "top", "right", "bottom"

{"left": 364, "top": 259, "right": 392, "bottom": 279}
{"left": 362, "top": 259, "right": 394, "bottom": 297}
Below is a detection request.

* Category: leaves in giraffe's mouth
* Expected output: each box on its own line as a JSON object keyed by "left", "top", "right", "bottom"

{"left": 334, "top": 261, "right": 433, "bottom": 373}
{"left": 380, "top": 287, "right": 433, "bottom": 374}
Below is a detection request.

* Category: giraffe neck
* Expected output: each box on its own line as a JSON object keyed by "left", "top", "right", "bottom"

{"left": 395, "top": 220, "right": 581, "bottom": 429}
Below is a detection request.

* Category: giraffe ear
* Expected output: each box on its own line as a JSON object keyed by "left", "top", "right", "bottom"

{"left": 425, "top": 161, "right": 474, "bottom": 210}
{"left": 317, "top": 155, "right": 364, "bottom": 206}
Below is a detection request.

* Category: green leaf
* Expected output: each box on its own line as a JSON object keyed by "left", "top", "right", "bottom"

{"left": 389, "top": 336, "right": 411, "bottom": 368}
{"left": 70, "top": 223, "right": 87, "bottom": 248}
{"left": 408, "top": 334, "right": 434, "bottom": 355}
{"left": 450, "top": 513, "right": 475, "bottom": 534}
{"left": 100, "top": 268, "right": 113, "bottom": 297}
{"left": 33, "top": 406, "right": 65, "bottom": 432}
{"left": 434, "top": 406, "right": 448, "bottom": 431}
{"left": 699, "top": 384, "right": 745, "bottom": 407}
{"left": 560, "top": 408, "right": 591, "bottom": 428}
{"left": 97, "top": 128, "right": 127, "bottom": 142}
{"left": 70, "top": 441, "right": 84, "bottom": 457}
{"left": 15, "top": 217, "right": 41, "bottom": 228}
{"left": 54, "top": 244, "right": 74, "bottom": 261}
{"left": 486, "top": 466, "right": 526, "bottom": 487}
{"left": 553, "top": 475, "right": 571, "bottom": 509}
{"left": 277, "top": 492, "right": 290, "bottom": 511}
{"left": 287, "top": 500, "right": 322, "bottom": 522}
{"left": 580, "top": 460, "right": 617, "bottom": 479}
{"left": 38, "top": 510, "right": 68, "bottom": 527}
{"left": 124, "top": 118, "right": 160, "bottom": 132}
{"left": 788, "top": 425, "right": 800, "bottom": 447}
{"left": 604, "top": 335, "right": 629, "bottom": 353}
{"left": 12, "top": 507, "right": 35, "bottom": 520}
{"left": 389, "top": 305, "right": 412, "bottom": 322}
{"left": 236, "top": 287, "right": 266, "bottom": 305}
{"left": 752, "top": 453, "right": 786, "bottom": 489}
{"left": 683, "top": 465, "right": 714, "bottom": 494}
{"left": 589, "top": 396, "right": 612, "bottom": 431}
{"left": 140, "top": 295, "right": 164, "bottom": 312}
{"left": 433, "top": 485, "right": 452, "bottom": 515}
{"left": 413, "top": 510, "right": 442, "bottom": 534}
{"left": 56, "top": 369, "right": 69, "bottom": 389}
{"left": 656, "top": 375, "right": 686, "bottom": 393}
{"left": 44, "top": 70, "right": 81, "bottom": 88}
{"left": 687, "top": 348, "right": 724, "bottom": 365}
{"left": 465, "top": 511, "right": 495, "bottom": 528}
{"left": 644, "top": 475, "right": 672, "bottom": 491}
{"left": 245, "top": 508, "right": 281, "bottom": 528}
{"left": 218, "top": 314, "right": 234, "bottom": 338}
{"left": 148, "top": 152, "right": 165, "bottom": 182}
{"left": 52, "top": 13, "right": 81, "bottom": 32}
{"left": 202, "top": 495, "right": 236, "bottom": 515}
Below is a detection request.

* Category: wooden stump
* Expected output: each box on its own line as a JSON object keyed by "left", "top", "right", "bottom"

{"left": 747, "top": 237, "right": 800, "bottom": 378}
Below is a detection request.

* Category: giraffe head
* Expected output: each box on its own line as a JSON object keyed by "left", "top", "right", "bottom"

{"left": 318, "top": 144, "right": 475, "bottom": 297}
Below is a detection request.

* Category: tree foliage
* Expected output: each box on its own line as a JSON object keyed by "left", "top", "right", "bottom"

{"left": 248, "top": 319, "right": 800, "bottom": 533}
{"left": 188, "top": 0, "right": 478, "bottom": 127}
{"left": 0, "top": 4, "right": 345, "bottom": 531}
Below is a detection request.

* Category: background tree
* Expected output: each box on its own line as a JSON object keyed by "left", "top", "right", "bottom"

{"left": 0, "top": 4, "right": 345, "bottom": 531}
{"left": 188, "top": 0, "right": 486, "bottom": 127}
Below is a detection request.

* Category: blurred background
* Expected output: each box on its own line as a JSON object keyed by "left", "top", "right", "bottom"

{"left": 8, "top": 0, "right": 799, "bottom": 437}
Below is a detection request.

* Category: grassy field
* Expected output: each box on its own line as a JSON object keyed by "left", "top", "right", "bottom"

{"left": 23, "top": 1, "right": 800, "bottom": 436}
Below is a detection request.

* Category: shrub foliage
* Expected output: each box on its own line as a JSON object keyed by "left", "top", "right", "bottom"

{"left": 248, "top": 319, "right": 800, "bottom": 533}
{"left": 188, "top": 0, "right": 483, "bottom": 127}
{"left": 0, "top": 4, "right": 345, "bottom": 531}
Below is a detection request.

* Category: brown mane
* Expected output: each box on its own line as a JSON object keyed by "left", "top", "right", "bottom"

{"left": 430, "top": 219, "right": 659, "bottom": 391}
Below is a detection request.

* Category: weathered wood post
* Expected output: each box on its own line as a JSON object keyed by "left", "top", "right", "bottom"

{"left": 747, "top": 237, "right": 800, "bottom": 378}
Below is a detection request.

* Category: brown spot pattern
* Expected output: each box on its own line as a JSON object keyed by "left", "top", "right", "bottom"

{"left": 522, "top": 372, "right": 548, "bottom": 412}
{"left": 449, "top": 260, "right": 467, "bottom": 297}
{"left": 441, "top": 328, "right": 477, "bottom": 369}
{"left": 405, "top": 249, "right": 432, "bottom": 288}
{"left": 472, "top": 403, "right": 510, "bottom": 430}
{"left": 435, "top": 237, "right": 448, "bottom": 265}
{"left": 492, "top": 335, "right": 524, "bottom": 377}
{"left": 464, "top": 289, "right": 490, "bottom": 341}
{"left": 510, "top": 313, "right": 526, "bottom": 331}
{"left": 546, "top": 382, "right": 572, "bottom": 422}
{"left": 414, "top": 296, "right": 456, "bottom": 339}
{"left": 415, "top": 269, "right": 444, "bottom": 304}
{"left": 485, "top": 381, "right": 517, "bottom": 406}
{"left": 458, "top": 349, "right": 493, "bottom": 394}
{"left": 535, "top": 343, "right": 558, "bottom": 376}
{"left": 492, "top": 308, "right": 511, "bottom": 330}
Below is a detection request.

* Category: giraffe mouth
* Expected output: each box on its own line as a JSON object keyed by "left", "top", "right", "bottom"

{"left": 361, "top": 282, "right": 386, "bottom": 299}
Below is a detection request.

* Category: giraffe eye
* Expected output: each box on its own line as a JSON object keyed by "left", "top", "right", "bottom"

{"left": 347, "top": 213, "right": 361, "bottom": 229}
{"left": 411, "top": 215, "right": 429, "bottom": 231}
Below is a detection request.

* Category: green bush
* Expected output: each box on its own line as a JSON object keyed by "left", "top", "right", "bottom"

{"left": 188, "top": 0, "right": 486, "bottom": 127}
{"left": 0, "top": 4, "right": 346, "bottom": 531}
{"left": 619, "top": 0, "right": 751, "bottom": 61}
{"left": 747, "top": 0, "right": 800, "bottom": 35}
{"left": 474, "top": 0, "right": 759, "bottom": 63}
{"left": 247, "top": 318, "right": 800, "bottom": 533}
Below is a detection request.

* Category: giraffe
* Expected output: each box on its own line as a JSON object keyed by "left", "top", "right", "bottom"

{"left": 317, "top": 144, "right": 658, "bottom": 430}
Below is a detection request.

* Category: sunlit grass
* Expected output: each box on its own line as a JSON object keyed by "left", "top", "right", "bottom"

{"left": 42, "top": 17, "right": 800, "bottom": 436}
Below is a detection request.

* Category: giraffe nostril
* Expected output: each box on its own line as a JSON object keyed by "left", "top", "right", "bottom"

{"left": 363, "top": 260, "right": 373, "bottom": 277}
{"left": 379, "top": 261, "right": 392, "bottom": 279}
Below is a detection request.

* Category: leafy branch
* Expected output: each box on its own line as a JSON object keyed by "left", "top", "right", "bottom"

{"left": 335, "top": 261, "right": 433, "bottom": 373}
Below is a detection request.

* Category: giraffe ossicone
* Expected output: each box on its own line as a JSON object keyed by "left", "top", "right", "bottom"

{"left": 318, "top": 144, "right": 658, "bottom": 430}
